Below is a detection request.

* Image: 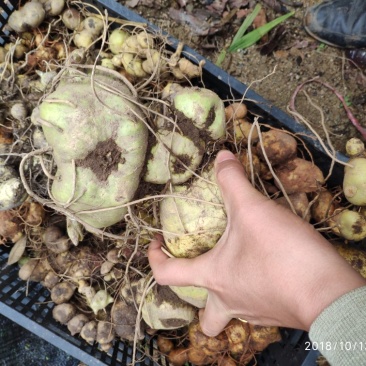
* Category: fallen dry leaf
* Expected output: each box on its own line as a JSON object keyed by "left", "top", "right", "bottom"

{"left": 126, "top": 0, "right": 159, "bottom": 8}
{"left": 228, "top": 0, "right": 249, "bottom": 9}
{"left": 273, "top": 50, "right": 289, "bottom": 59}
{"left": 126, "top": 0, "right": 139, "bottom": 7}
{"left": 206, "top": 0, "right": 228, "bottom": 15}
{"left": 260, "top": 25, "right": 287, "bottom": 55}
{"left": 261, "top": 0, "right": 287, "bottom": 13}
{"left": 8, "top": 235, "right": 26, "bottom": 265}
{"left": 168, "top": 8, "right": 221, "bottom": 36}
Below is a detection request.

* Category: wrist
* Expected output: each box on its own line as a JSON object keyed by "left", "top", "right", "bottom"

{"left": 298, "top": 264, "right": 366, "bottom": 330}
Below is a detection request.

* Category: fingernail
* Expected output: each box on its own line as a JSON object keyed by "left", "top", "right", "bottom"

{"left": 215, "top": 150, "right": 236, "bottom": 167}
{"left": 153, "top": 233, "right": 164, "bottom": 242}
{"left": 148, "top": 240, "right": 161, "bottom": 251}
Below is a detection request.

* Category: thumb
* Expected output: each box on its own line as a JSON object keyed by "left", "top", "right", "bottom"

{"left": 215, "top": 150, "right": 260, "bottom": 213}
{"left": 148, "top": 236, "right": 202, "bottom": 287}
{"left": 199, "top": 296, "right": 231, "bottom": 337}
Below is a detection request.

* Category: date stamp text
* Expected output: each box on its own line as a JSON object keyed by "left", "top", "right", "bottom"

{"left": 305, "top": 341, "right": 366, "bottom": 351}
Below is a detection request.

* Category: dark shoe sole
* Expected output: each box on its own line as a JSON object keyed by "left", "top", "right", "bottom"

{"left": 304, "top": 15, "right": 344, "bottom": 48}
{"left": 304, "top": 0, "right": 366, "bottom": 49}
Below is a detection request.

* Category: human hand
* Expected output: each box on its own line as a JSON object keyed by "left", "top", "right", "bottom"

{"left": 148, "top": 150, "right": 366, "bottom": 337}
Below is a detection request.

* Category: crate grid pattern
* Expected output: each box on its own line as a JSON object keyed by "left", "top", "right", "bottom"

{"left": 0, "top": 0, "right": 13, "bottom": 44}
{"left": 0, "top": 247, "right": 167, "bottom": 366}
{"left": 0, "top": 247, "right": 316, "bottom": 366}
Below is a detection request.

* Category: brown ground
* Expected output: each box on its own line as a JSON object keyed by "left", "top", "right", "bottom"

{"left": 123, "top": 0, "right": 366, "bottom": 154}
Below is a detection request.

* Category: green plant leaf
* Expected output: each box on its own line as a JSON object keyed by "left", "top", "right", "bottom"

{"left": 232, "top": 4, "right": 262, "bottom": 45}
{"left": 317, "top": 42, "right": 327, "bottom": 51}
{"left": 216, "top": 49, "right": 227, "bottom": 67}
{"left": 215, "top": 4, "right": 261, "bottom": 67}
{"left": 228, "top": 10, "right": 295, "bottom": 53}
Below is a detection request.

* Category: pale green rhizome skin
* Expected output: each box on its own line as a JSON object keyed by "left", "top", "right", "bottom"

{"left": 38, "top": 71, "right": 148, "bottom": 228}
{"left": 160, "top": 164, "right": 227, "bottom": 259}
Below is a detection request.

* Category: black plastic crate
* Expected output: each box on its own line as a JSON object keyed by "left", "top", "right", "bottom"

{"left": 0, "top": 243, "right": 320, "bottom": 366}
{"left": 0, "top": 0, "right": 340, "bottom": 364}
{"left": 0, "top": 246, "right": 166, "bottom": 366}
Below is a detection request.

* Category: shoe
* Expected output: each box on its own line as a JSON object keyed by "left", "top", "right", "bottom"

{"left": 304, "top": 0, "right": 366, "bottom": 48}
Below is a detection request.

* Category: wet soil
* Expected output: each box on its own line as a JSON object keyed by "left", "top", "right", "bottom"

{"left": 124, "top": 0, "right": 366, "bottom": 154}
